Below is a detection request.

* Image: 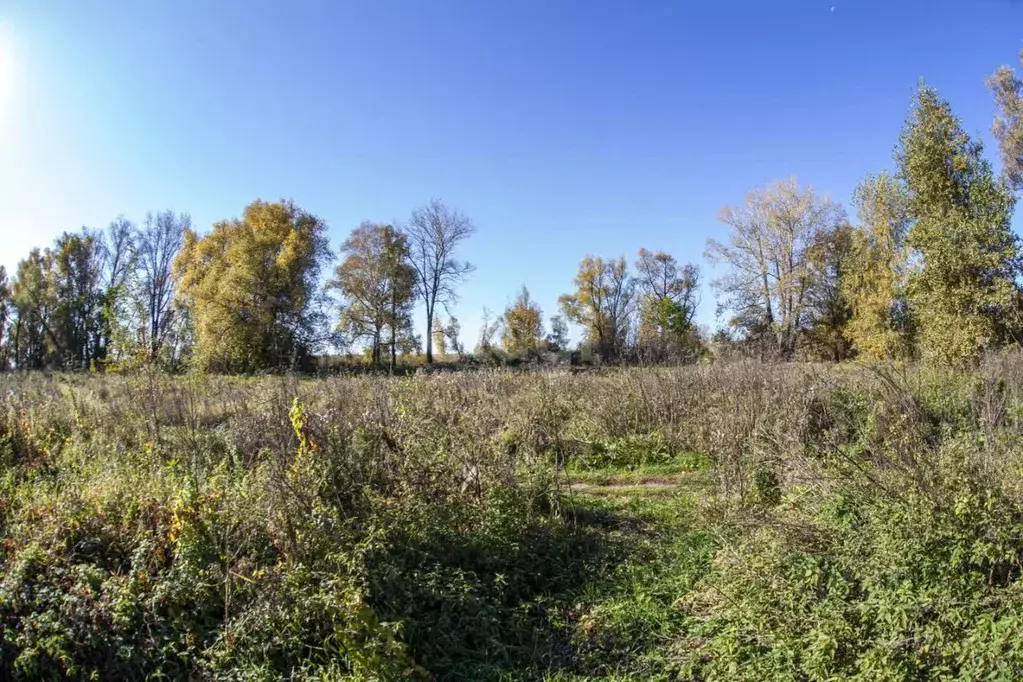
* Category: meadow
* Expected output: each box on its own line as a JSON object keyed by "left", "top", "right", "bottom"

{"left": 4, "top": 359, "right": 1023, "bottom": 680}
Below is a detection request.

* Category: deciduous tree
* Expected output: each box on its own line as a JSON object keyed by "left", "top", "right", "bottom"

{"left": 634, "top": 249, "right": 700, "bottom": 362}
{"left": 804, "top": 222, "right": 855, "bottom": 361}
{"left": 10, "top": 249, "right": 56, "bottom": 369}
{"left": 898, "top": 85, "right": 1019, "bottom": 363}
{"left": 95, "top": 217, "right": 137, "bottom": 363}
{"left": 501, "top": 286, "right": 545, "bottom": 356}
{"left": 49, "top": 231, "right": 104, "bottom": 368}
{"left": 174, "top": 200, "right": 331, "bottom": 372}
{"left": 559, "top": 255, "right": 635, "bottom": 361}
{"left": 476, "top": 308, "right": 501, "bottom": 356}
{"left": 443, "top": 316, "right": 464, "bottom": 358}
{"left": 432, "top": 318, "right": 447, "bottom": 358}
{"left": 546, "top": 314, "right": 569, "bottom": 352}
{"left": 706, "top": 178, "right": 845, "bottom": 360}
{"left": 988, "top": 50, "right": 1023, "bottom": 191}
{"left": 0, "top": 266, "right": 9, "bottom": 370}
{"left": 136, "top": 211, "right": 187, "bottom": 363}
{"left": 329, "top": 222, "right": 416, "bottom": 369}
{"left": 843, "top": 173, "right": 914, "bottom": 360}
{"left": 405, "top": 200, "right": 475, "bottom": 363}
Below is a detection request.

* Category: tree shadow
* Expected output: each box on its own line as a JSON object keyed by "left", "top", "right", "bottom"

{"left": 366, "top": 501, "right": 646, "bottom": 680}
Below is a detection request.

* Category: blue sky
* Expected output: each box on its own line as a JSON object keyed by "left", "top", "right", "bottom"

{"left": 2, "top": 0, "right": 1023, "bottom": 345}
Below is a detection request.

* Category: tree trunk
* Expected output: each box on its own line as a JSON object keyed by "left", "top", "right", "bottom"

{"left": 14, "top": 317, "right": 21, "bottom": 370}
{"left": 151, "top": 290, "right": 159, "bottom": 361}
{"left": 425, "top": 305, "right": 434, "bottom": 364}
{"left": 389, "top": 295, "right": 397, "bottom": 374}
{"left": 373, "top": 328, "right": 382, "bottom": 367}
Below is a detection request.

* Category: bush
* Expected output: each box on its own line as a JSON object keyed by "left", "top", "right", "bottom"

{"left": 6, "top": 355, "right": 1023, "bottom": 678}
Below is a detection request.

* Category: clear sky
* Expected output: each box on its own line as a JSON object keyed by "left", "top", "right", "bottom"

{"left": 2, "top": 0, "right": 1023, "bottom": 344}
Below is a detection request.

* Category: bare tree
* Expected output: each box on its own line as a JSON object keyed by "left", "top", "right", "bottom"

{"left": 137, "top": 210, "right": 188, "bottom": 362}
{"left": 476, "top": 306, "right": 502, "bottom": 355}
{"left": 95, "top": 217, "right": 137, "bottom": 361}
{"left": 706, "top": 178, "right": 845, "bottom": 360}
{"left": 404, "top": 199, "right": 475, "bottom": 363}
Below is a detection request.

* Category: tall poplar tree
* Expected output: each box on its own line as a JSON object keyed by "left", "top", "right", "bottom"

{"left": 898, "top": 85, "right": 1019, "bottom": 363}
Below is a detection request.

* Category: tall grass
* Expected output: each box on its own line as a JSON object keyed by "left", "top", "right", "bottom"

{"left": 3, "top": 357, "right": 1023, "bottom": 679}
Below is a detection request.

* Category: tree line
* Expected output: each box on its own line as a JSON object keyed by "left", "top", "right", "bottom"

{"left": 709, "top": 57, "right": 1023, "bottom": 366}
{"left": 1, "top": 51, "right": 1022, "bottom": 372}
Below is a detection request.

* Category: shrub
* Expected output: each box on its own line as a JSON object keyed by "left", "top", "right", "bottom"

{"left": 6, "top": 354, "right": 1023, "bottom": 678}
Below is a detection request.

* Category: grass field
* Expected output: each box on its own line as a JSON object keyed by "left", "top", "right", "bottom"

{"left": 4, "top": 359, "right": 1023, "bottom": 680}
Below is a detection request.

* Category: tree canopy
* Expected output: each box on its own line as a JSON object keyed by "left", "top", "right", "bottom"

{"left": 707, "top": 178, "right": 846, "bottom": 360}
{"left": 330, "top": 222, "right": 416, "bottom": 370}
{"left": 175, "top": 200, "right": 331, "bottom": 372}
{"left": 559, "top": 255, "right": 635, "bottom": 361}
{"left": 899, "top": 85, "right": 1019, "bottom": 364}
{"left": 501, "top": 286, "right": 545, "bottom": 357}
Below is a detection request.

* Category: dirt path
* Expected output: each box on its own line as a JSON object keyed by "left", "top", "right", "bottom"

{"left": 568, "top": 481, "right": 678, "bottom": 492}
{"left": 565, "top": 470, "right": 700, "bottom": 496}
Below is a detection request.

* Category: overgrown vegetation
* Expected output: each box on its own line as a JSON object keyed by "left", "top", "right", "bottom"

{"left": 3, "top": 359, "right": 1023, "bottom": 679}
{"left": 6, "top": 36, "right": 1023, "bottom": 682}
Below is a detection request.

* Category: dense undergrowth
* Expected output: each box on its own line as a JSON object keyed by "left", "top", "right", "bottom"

{"left": 3, "top": 358, "right": 1023, "bottom": 679}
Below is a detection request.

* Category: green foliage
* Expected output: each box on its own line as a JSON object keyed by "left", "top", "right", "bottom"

{"left": 549, "top": 357, "right": 1023, "bottom": 680}
{"left": 636, "top": 296, "right": 701, "bottom": 363}
{"left": 174, "top": 199, "right": 332, "bottom": 373}
{"left": 674, "top": 435, "right": 1023, "bottom": 680}
{"left": 570, "top": 432, "right": 676, "bottom": 471}
{"left": 633, "top": 249, "right": 702, "bottom": 363}
{"left": 8, "top": 357, "right": 1023, "bottom": 679}
{"left": 559, "top": 255, "right": 634, "bottom": 361}
{"left": 501, "top": 286, "right": 545, "bottom": 357}
{"left": 0, "top": 370, "right": 633, "bottom": 679}
{"left": 802, "top": 222, "right": 856, "bottom": 362}
{"left": 330, "top": 222, "right": 416, "bottom": 369}
{"left": 844, "top": 173, "right": 914, "bottom": 360}
{"left": 556, "top": 497, "right": 714, "bottom": 680}
{"left": 48, "top": 231, "right": 104, "bottom": 370}
{"left": 0, "top": 265, "right": 10, "bottom": 370}
{"left": 10, "top": 249, "right": 58, "bottom": 369}
{"left": 546, "top": 314, "right": 570, "bottom": 352}
{"left": 898, "top": 85, "right": 1020, "bottom": 364}
{"left": 5, "top": 225, "right": 140, "bottom": 372}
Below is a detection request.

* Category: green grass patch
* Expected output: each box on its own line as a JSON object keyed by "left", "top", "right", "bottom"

{"left": 568, "top": 434, "right": 708, "bottom": 472}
